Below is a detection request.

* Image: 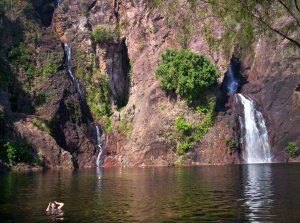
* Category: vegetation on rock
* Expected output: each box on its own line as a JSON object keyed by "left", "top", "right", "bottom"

{"left": 287, "top": 142, "right": 298, "bottom": 157}
{"left": 174, "top": 95, "right": 216, "bottom": 155}
{"left": 91, "top": 27, "right": 113, "bottom": 44}
{"left": 0, "top": 138, "right": 37, "bottom": 166}
{"left": 75, "top": 50, "right": 112, "bottom": 131}
{"left": 32, "top": 118, "right": 51, "bottom": 134}
{"left": 226, "top": 138, "right": 237, "bottom": 151}
{"left": 156, "top": 49, "right": 219, "bottom": 103}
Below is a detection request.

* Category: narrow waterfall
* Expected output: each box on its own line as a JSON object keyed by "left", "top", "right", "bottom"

{"left": 63, "top": 43, "right": 105, "bottom": 167}
{"left": 226, "top": 66, "right": 239, "bottom": 94}
{"left": 63, "top": 43, "right": 84, "bottom": 98}
{"left": 95, "top": 125, "right": 104, "bottom": 167}
{"left": 236, "top": 94, "right": 272, "bottom": 163}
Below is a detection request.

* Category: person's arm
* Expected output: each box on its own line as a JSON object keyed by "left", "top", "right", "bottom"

{"left": 54, "top": 201, "right": 64, "bottom": 209}
{"left": 46, "top": 202, "right": 51, "bottom": 211}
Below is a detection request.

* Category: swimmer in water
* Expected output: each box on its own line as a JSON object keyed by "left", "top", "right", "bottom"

{"left": 46, "top": 201, "right": 64, "bottom": 221}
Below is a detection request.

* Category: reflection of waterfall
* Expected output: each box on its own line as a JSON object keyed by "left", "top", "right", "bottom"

{"left": 63, "top": 43, "right": 84, "bottom": 98}
{"left": 226, "top": 66, "right": 239, "bottom": 94}
{"left": 96, "top": 167, "right": 104, "bottom": 188}
{"left": 236, "top": 94, "right": 272, "bottom": 163}
{"left": 243, "top": 165, "right": 274, "bottom": 221}
{"left": 96, "top": 125, "right": 105, "bottom": 167}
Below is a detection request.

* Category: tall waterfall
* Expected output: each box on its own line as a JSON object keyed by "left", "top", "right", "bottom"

{"left": 63, "top": 43, "right": 105, "bottom": 167}
{"left": 64, "top": 43, "right": 84, "bottom": 98}
{"left": 95, "top": 125, "right": 104, "bottom": 167}
{"left": 236, "top": 94, "right": 272, "bottom": 163}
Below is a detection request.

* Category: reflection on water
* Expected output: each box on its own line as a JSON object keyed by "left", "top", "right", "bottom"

{"left": 242, "top": 164, "right": 274, "bottom": 222}
{"left": 1, "top": 165, "right": 300, "bottom": 222}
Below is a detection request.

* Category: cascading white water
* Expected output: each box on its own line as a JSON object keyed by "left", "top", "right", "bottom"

{"left": 236, "top": 94, "right": 272, "bottom": 163}
{"left": 95, "top": 126, "right": 104, "bottom": 167}
{"left": 226, "top": 66, "right": 239, "bottom": 94}
{"left": 64, "top": 43, "right": 83, "bottom": 98}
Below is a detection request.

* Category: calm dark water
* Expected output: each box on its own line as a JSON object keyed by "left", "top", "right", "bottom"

{"left": 0, "top": 164, "right": 300, "bottom": 222}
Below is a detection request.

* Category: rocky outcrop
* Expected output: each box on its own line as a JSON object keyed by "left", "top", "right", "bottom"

{"left": 239, "top": 35, "right": 300, "bottom": 161}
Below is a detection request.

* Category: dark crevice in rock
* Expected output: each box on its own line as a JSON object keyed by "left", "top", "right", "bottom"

{"left": 217, "top": 56, "right": 247, "bottom": 114}
{"left": 296, "top": 83, "right": 300, "bottom": 92}
{"left": 106, "top": 39, "right": 131, "bottom": 109}
{"left": 114, "top": 0, "right": 119, "bottom": 22}
{"left": 31, "top": 0, "right": 55, "bottom": 27}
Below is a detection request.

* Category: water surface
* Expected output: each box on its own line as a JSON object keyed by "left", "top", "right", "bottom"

{"left": 1, "top": 164, "right": 300, "bottom": 222}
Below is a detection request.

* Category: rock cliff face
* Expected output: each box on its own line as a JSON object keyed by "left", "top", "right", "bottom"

{"left": 0, "top": 0, "right": 299, "bottom": 169}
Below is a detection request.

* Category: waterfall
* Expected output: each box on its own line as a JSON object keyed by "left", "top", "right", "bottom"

{"left": 63, "top": 43, "right": 105, "bottom": 167}
{"left": 236, "top": 94, "right": 272, "bottom": 163}
{"left": 95, "top": 125, "right": 104, "bottom": 167}
{"left": 63, "top": 43, "right": 84, "bottom": 98}
{"left": 226, "top": 66, "right": 239, "bottom": 94}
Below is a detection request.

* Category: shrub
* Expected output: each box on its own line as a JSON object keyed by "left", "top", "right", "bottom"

{"left": 193, "top": 96, "right": 216, "bottom": 141}
{"left": 287, "top": 142, "right": 298, "bottom": 157}
{"left": 42, "top": 60, "right": 60, "bottom": 77}
{"left": 91, "top": 27, "right": 113, "bottom": 44}
{"left": 86, "top": 71, "right": 112, "bottom": 119}
{"left": 177, "top": 141, "right": 193, "bottom": 156}
{"left": 155, "top": 49, "right": 220, "bottom": 103}
{"left": 3, "top": 140, "right": 33, "bottom": 165}
{"left": 226, "top": 138, "right": 237, "bottom": 151}
{"left": 32, "top": 118, "right": 51, "bottom": 134}
{"left": 175, "top": 115, "right": 192, "bottom": 135}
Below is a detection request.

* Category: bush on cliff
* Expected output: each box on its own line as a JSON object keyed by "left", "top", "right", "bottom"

{"left": 91, "top": 27, "right": 113, "bottom": 44}
{"left": 1, "top": 140, "right": 33, "bottom": 165}
{"left": 287, "top": 142, "right": 298, "bottom": 157}
{"left": 155, "top": 49, "right": 220, "bottom": 103}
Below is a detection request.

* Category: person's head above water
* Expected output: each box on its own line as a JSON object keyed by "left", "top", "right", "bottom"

{"left": 46, "top": 201, "right": 64, "bottom": 212}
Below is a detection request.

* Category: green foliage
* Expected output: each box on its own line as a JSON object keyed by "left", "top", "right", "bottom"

{"left": 103, "top": 116, "right": 112, "bottom": 133}
{"left": 0, "top": 0, "right": 10, "bottom": 14}
{"left": 176, "top": 157, "right": 185, "bottom": 166}
{"left": 8, "top": 43, "right": 31, "bottom": 67}
{"left": 35, "top": 92, "right": 47, "bottom": 107}
{"left": 42, "top": 60, "right": 60, "bottom": 77}
{"left": 174, "top": 96, "right": 216, "bottom": 155}
{"left": 117, "top": 114, "right": 133, "bottom": 136}
{"left": 193, "top": 96, "right": 216, "bottom": 141}
{"left": 177, "top": 141, "right": 193, "bottom": 156}
{"left": 155, "top": 49, "right": 220, "bottom": 103}
{"left": 32, "top": 118, "right": 51, "bottom": 134}
{"left": 176, "top": 116, "right": 192, "bottom": 135}
{"left": 3, "top": 140, "right": 33, "bottom": 165}
{"left": 86, "top": 71, "right": 112, "bottom": 119}
{"left": 226, "top": 138, "right": 237, "bottom": 151}
{"left": 8, "top": 43, "right": 36, "bottom": 87}
{"left": 287, "top": 142, "right": 298, "bottom": 157}
{"left": 91, "top": 27, "right": 113, "bottom": 44}
{"left": 75, "top": 50, "right": 112, "bottom": 124}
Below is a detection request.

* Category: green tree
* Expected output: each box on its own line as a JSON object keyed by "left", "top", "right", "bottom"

{"left": 155, "top": 49, "right": 219, "bottom": 103}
